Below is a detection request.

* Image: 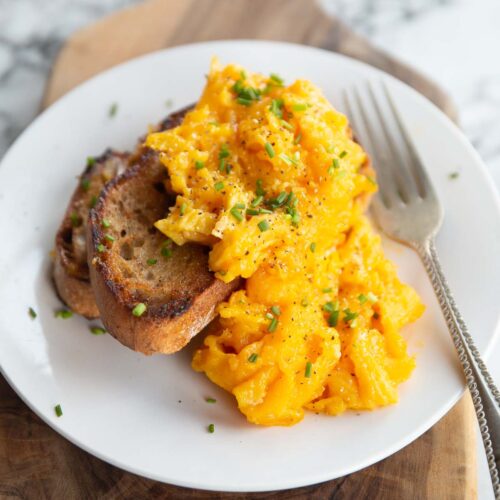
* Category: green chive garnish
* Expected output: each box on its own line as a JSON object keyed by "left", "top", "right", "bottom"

{"left": 147, "top": 258, "right": 157, "bottom": 265}
{"left": 280, "top": 119, "right": 294, "bottom": 131}
{"left": 310, "top": 242, "right": 316, "bottom": 253}
{"left": 343, "top": 308, "right": 359, "bottom": 325}
{"left": 102, "top": 218, "right": 111, "bottom": 228}
{"left": 195, "top": 161, "right": 205, "bottom": 170}
{"left": 328, "top": 309, "right": 339, "bottom": 327}
{"left": 90, "top": 326, "right": 106, "bottom": 335}
{"left": 208, "top": 423, "right": 215, "bottom": 433}
{"left": 87, "top": 156, "right": 96, "bottom": 167}
{"left": 161, "top": 247, "right": 172, "bottom": 258}
{"left": 248, "top": 353, "right": 258, "bottom": 363}
{"left": 28, "top": 307, "right": 37, "bottom": 319}
{"left": 333, "top": 158, "right": 340, "bottom": 169}
{"left": 237, "top": 97, "right": 252, "bottom": 106}
{"left": 246, "top": 208, "right": 260, "bottom": 216}
{"left": 366, "top": 292, "right": 378, "bottom": 303}
{"left": 251, "top": 196, "right": 263, "bottom": 207}
{"left": 339, "top": 151, "right": 347, "bottom": 158}
{"left": 358, "top": 294, "right": 368, "bottom": 304}
{"left": 268, "top": 316, "right": 278, "bottom": 332}
{"left": 230, "top": 206, "right": 244, "bottom": 222}
{"left": 270, "top": 99, "right": 284, "bottom": 118}
{"left": 109, "top": 102, "right": 118, "bottom": 117}
{"left": 180, "top": 203, "right": 187, "bottom": 216}
{"left": 132, "top": 303, "right": 147, "bottom": 317}
{"left": 54, "top": 404, "right": 63, "bottom": 417}
{"left": 304, "top": 362, "right": 312, "bottom": 378}
{"left": 70, "top": 213, "right": 81, "bottom": 227}
{"left": 256, "top": 179, "right": 266, "bottom": 197}
{"left": 323, "top": 288, "right": 333, "bottom": 293}
{"left": 89, "top": 195, "right": 97, "bottom": 209}
{"left": 265, "top": 142, "right": 275, "bottom": 158}
{"left": 279, "top": 153, "right": 298, "bottom": 165}
{"left": 292, "top": 103, "right": 308, "bottom": 112}
{"left": 55, "top": 309, "right": 73, "bottom": 319}
{"left": 258, "top": 220, "right": 270, "bottom": 232}
{"left": 97, "top": 243, "right": 105, "bottom": 253}
{"left": 270, "top": 73, "right": 284, "bottom": 86}
{"left": 293, "top": 133, "right": 302, "bottom": 145}
{"left": 104, "top": 234, "right": 115, "bottom": 242}
{"left": 214, "top": 181, "right": 224, "bottom": 191}
{"left": 81, "top": 178, "right": 90, "bottom": 191}
{"left": 205, "top": 397, "right": 217, "bottom": 404}
{"left": 271, "top": 305, "right": 281, "bottom": 316}
{"left": 323, "top": 302, "right": 335, "bottom": 313}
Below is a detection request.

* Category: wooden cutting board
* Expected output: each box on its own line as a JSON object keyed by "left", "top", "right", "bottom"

{"left": 0, "top": 0, "right": 476, "bottom": 498}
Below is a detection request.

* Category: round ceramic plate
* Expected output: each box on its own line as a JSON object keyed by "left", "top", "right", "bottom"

{"left": 0, "top": 41, "right": 499, "bottom": 492}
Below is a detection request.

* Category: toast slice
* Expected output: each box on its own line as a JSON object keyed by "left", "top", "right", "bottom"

{"left": 53, "top": 150, "right": 129, "bottom": 318}
{"left": 87, "top": 147, "right": 240, "bottom": 355}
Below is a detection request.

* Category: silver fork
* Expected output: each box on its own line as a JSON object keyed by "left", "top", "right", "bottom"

{"left": 342, "top": 82, "right": 500, "bottom": 498}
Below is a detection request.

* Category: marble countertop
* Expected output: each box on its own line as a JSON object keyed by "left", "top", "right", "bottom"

{"left": 1, "top": 0, "right": 498, "bottom": 497}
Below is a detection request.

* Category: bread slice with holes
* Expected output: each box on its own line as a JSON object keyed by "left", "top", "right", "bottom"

{"left": 87, "top": 146, "right": 240, "bottom": 355}
{"left": 53, "top": 150, "right": 129, "bottom": 318}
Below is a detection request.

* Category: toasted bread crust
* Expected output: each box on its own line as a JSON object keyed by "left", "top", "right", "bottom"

{"left": 53, "top": 150, "right": 129, "bottom": 318}
{"left": 87, "top": 155, "right": 240, "bottom": 355}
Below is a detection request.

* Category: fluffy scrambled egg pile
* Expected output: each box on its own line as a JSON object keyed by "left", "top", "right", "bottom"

{"left": 146, "top": 60, "right": 424, "bottom": 426}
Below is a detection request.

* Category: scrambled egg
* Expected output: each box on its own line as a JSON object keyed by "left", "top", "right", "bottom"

{"left": 146, "top": 60, "right": 424, "bottom": 426}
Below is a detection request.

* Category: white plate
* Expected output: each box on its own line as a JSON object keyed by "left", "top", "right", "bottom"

{"left": 0, "top": 41, "right": 499, "bottom": 492}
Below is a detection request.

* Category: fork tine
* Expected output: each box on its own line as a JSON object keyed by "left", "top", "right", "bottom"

{"left": 342, "top": 88, "right": 398, "bottom": 209}
{"left": 366, "top": 82, "right": 421, "bottom": 204}
{"left": 381, "top": 83, "right": 435, "bottom": 199}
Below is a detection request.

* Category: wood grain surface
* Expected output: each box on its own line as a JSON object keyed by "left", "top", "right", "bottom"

{"left": 1, "top": 0, "right": 475, "bottom": 498}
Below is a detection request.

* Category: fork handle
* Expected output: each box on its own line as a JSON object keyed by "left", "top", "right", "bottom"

{"left": 416, "top": 239, "right": 500, "bottom": 498}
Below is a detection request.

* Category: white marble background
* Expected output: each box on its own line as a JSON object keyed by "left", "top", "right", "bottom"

{"left": 0, "top": 0, "right": 498, "bottom": 497}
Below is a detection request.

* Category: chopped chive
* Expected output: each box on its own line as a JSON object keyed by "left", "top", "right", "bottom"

{"left": 358, "top": 294, "right": 368, "bottom": 304}
{"left": 268, "top": 316, "right": 278, "bottom": 332}
{"left": 310, "top": 242, "right": 316, "bottom": 253}
{"left": 293, "top": 132, "right": 302, "bottom": 145}
{"left": 256, "top": 179, "right": 266, "bottom": 197}
{"left": 366, "top": 292, "right": 378, "bottom": 303}
{"left": 251, "top": 195, "right": 263, "bottom": 207}
{"left": 208, "top": 423, "right": 215, "bottom": 433}
{"left": 161, "top": 247, "right": 172, "bottom": 258}
{"left": 180, "top": 202, "right": 187, "bottom": 216}
{"left": 234, "top": 203, "right": 245, "bottom": 209}
{"left": 70, "top": 213, "right": 81, "bottom": 227}
{"left": 292, "top": 103, "right": 308, "bottom": 112}
{"left": 323, "top": 301, "right": 335, "bottom": 313}
{"left": 237, "top": 97, "right": 252, "bottom": 106}
{"left": 108, "top": 102, "right": 118, "bottom": 117}
{"left": 269, "top": 99, "right": 284, "bottom": 118}
{"left": 270, "top": 73, "right": 284, "bottom": 86}
{"left": 219, "top": 144, "right": 230, "bottom": 159}
{"left": 290, "top": 211, "right": 300, "bottom": 226}
{"left": 248, "top": 353, "right": 258, "bottom": 363}
{"left": 322, "top": 288, "right": 333, "bottom": 293}
{"left": 327, "top": 165, "right": 335, "bottom": 176}
{"left": 304, "top": 361, "right": 312, "bottom": 378}
{"left": 333, "top": 158, "right": 340, "bottom": 169}
{"left": 271, "top": 305, "right": 281, "bottom": 316}
{"left": 104, "top": 234, "right": 115, "bottom": 242}
{"left": 86, "top": 156, "right": 96, "bottom": 167}
{"left": 259, "top": 208, "right": 273, "bottom": 214}
{"left": 28, "top": 307, "right": 37, "bottom": 319}
{"left": 343, "top": 308, "right": 359, "bottom": 325}
{"left": 265, "top": 312, "right": 274, "bottom": 320}
{"left": 449, "top": 172, "right": 459, "bottom": 180}
{"left": 90, "top": 326, "right": 106, "bottom": 335}
{"left": 54, "top": 404, "right": 63, "bottom": 417}
{"left": 195, "top": 160, "right": 205, "bottom": 170}
{"left": 102, "top": 218, "right": 111, "bottom": 228}
{"left": 147, "top": 258, "right": 157, "bottom": 265}
{"left": 246, "top": 208, "right": 260, "bottom": 216}
{"left": 328, "top": 309, "right": 339, "bottom": 327}
{"left": 276, "top": 191, "right": 287, "bottom": 205}
{"left": 132, "top": 303, "right": 147, "bottom": 317}
{"left": 81, "top": 178, "right": 90, "bottom": 191}
{"left": 280, "top": 119, "right": 294, "bottom": 131}
{"left": 97, "top": 243, "right": 105, "bottom": 253}
{"left": 258, "top": 220, "right": 270, "bottom": 232}
{"left": 219, "top": 158, "right": 226, "bottom": 172}
{"left": 339, "top": 150, "right": 347, "bottom": 158}
{"left": 230, "top": 207, "right": 244, "bottom": 222}
{"left": 205, "top": 397, "right": 217, "bottom": 404}
{"left": 89, "top": 196, "right": 97, "bottom": 209}
{"left": 279, "top": 153, "right": 298, "bottom": 165}
{"left": 55, "top": 309, "right": 73, "bottom": 319}
{"left": 214, "top": 181, "right": 224, "bottom": 192}
{"left": 265, "top": 142, "right": 275, "bottom": 158}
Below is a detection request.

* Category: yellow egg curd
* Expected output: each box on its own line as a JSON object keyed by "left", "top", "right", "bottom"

{"left": 146, "top": 59, "right": 424, "bottom": 426}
